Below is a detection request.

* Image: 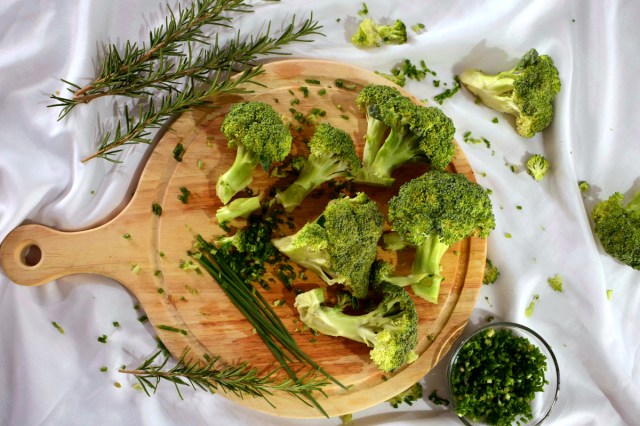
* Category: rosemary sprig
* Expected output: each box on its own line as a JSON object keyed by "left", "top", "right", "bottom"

{"left": 51, "top": 0, "right": 251, "bottom": 118}
{"left": 120, "top": 348, "right": 331, "bottom": 405}
{"left": 191, "top": 235, "right": 347, "bottom": 417}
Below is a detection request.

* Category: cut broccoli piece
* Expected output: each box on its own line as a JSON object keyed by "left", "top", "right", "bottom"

{"left": 483, "top": 258, "right": 500, "bottom": 285}
{"left": 216, "top": 101, "right": 292, "bottom": 204}
{"left": 215, "top": 195, "right": 262, "bottom": 225}
{"left": 294, "top": 283, "right": 418, "bottom": 372}
{"left": 578, "top": 180, "right": 590, "bottom": 192}
{"left": 526, "top": 154, "right": 550, "bottom": 181}
{"left": 591, "top": 191, "right": 640, "bottom": 269}
{"left": 459, "top": 48, "right": 561, "bottom": 137}
{"left": 354, "top": 84, "right": 456, "bottom": 186}
{"left": 351, "top": 18, "right": 407, "bottom": 48}
{"left": 272, "top": 193, "right": 384, "bottom": 298}
{"left": 387, "top": 382, "right": 423, "bottom": 408}
{"left": 387, "top": 170, "right": 495, "bottom": 302}
{"left": 547, "top": 274, "right": 563, "bottom": 292}
{"left": 275, "top": 123, "right": 360, "bottom": 211}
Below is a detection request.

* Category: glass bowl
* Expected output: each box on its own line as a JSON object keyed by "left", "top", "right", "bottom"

{"left": 446, "top": 321, "right": 560, "bottom": 425}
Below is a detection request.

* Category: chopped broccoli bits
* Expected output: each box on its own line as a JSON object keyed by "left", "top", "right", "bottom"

{"left": 351, "top": 18, "right": 407, "bottom": 48}
{"left": 450, "top": 327, "right": 549, "bottom": 425}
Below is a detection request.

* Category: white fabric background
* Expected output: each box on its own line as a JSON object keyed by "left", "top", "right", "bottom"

{"left": 1, "top": 1, "right": 639, "bottom": 425}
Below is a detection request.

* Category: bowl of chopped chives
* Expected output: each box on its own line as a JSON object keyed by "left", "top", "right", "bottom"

{"left": 447, "top": 322, "right": 560, "bottom": 425}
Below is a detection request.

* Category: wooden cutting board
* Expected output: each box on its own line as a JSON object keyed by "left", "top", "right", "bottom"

{"left": 0, "top": 59, "right": 486, "bottom": 418}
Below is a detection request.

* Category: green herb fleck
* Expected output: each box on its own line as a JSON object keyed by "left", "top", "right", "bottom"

{"left": 428, "top": 389, "right": 450, "bottom": 406}
{"left": 100, "top": 366, "right": 108, "bottom": 373}
{"left": 504, "top": 232, "right": 512, "bottom": 239}
{"left": 51, "top": 321, "right": 65, "bottom": 334}
{"left": 152, "top": 203, "right": 162, "bottom": 216}
{"left": 138, "top": 315, "right": 148, "bottom": 323}
{"left": 433, "top": 76, "right": 461, "bottom": 104}
{"left": 305, "top": 79, "right": 321, "bottom": 85}
{"left": 178, "top": 186, "right": 191, "bottom": 204}
{"left": 172, "top": 143, "right": 185, "bottom": 162}
{"left": 112, "top": 321, "right": 120, "bottom": 328}
{"left": 578, "top": 180, "right": 590, "bottom": 192}
{"left": 358, "top": 2, "right": 368, "bottom": 16}
{"left": 491, "top": 117, "right": 499, "bottom": 123}
{"left": 411, "top": 23, "right": 426, "bottom": 32}
{"left": 123, "top": 233, "right": 131, "bottom": 240}
{"left": 318, "top": 88, "right": 327, "bottom": 96}
{"left": 98, "top": 335, "right": 108, "bottom": 344}
{"left": 606, "top": 289, "right": 613, "bottom": 300}
{"left": 525, "top": 294, "right": 540, "bottom": 317}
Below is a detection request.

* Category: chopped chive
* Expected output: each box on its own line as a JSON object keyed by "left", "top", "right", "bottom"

{"left": 158, "top": 324, "right": 188, "bottom": 335}
{"left": 51, "top": 321, "right": 65, "bottom": 334}
{"left": 98, "top": 335, "right": 108, "bottom": 344}
{"left": 172, "top": 143, "right": 185, "bottom": 162}
{"left": 152, "top": 203, "right": 162, "bottom": 216}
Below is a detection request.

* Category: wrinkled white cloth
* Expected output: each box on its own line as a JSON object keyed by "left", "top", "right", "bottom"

{"left": 1, "top": 1, "right": 639, "bottom": 425}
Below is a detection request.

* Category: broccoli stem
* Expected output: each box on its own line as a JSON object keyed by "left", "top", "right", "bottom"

{"left": 276, "top": 155, "right": 346, "bottom": 211}
{"left": 362, "top": 115, "right": 388, "bottom": 167}
{"left": 358, "top": 128, "right": 419, "bottom": 186}
{"left": 216, "top": 144, "right": 259, "bottom": 204}
{"left": 411, "top": 233, "right": 450, "bottom": 303}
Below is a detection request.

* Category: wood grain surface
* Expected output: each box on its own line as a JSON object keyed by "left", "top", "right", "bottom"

{"left": 0, "top": 59, "right": 486, "bottom": 418}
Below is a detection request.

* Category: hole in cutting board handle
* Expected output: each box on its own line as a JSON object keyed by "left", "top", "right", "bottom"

{"left": 20, "top": 244, "right": 42, "bottom": 267}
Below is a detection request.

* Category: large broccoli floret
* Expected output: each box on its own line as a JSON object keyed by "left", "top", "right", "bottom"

{"left": 275, "top": 123, "right": 360, "bottom": 211}
{"left": 591, "top": 191, "right": 640, "bottom": 270}
{"left": 387, "top": 170, "right": 495, "bottom": 302}
{"left": 351, "top": 18, "right": 407, "bottom": 48}
{"left": 272, "top": 193, "right": 384, "bottom": 298}
{"left": 216, "top": 101, "right": 292, "bottom": 204}
{"left": 294, "top": 283, "right": 418, "bottom": 372}
{"left": 459, "top": 48, "right": 561, "bottom": 138}
{"left": 354, "top": 85, "right": 456, "bottom": 186}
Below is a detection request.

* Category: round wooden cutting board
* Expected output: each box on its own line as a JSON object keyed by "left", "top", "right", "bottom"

{"left": 0, "top": 59, "right": 486, "bottom": 418}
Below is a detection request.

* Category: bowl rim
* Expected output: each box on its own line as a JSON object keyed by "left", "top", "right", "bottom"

{"left": 446, "top": 321, "right": 561, "bottom": 426}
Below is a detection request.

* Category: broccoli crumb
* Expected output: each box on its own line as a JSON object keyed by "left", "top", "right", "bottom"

{"left": 504, "top": 232, "right": 512, "bottom": 239}
{"left": 177, "top": 186, "right": 191, "bottom": 204}
{"left": 525, "top": 294, "right": 540, "bottom": 317}
{"left": 51, "top": 321, "right": 65, "bottom": 334}
{"left": 100, "top": 366, "right": 108, "bottom": 373}
{"left": 387, "top": 382, "right": 423, "bottom": 408}
{"left": 97, "top": 335, "right": 108, "bottom": 344}
{"left": 152, "top": 203, "right": 162, "bottom": 216}
{"left": 428, "top": 389, "right": 450, "bottom": 406}
{"left": 411, "top": 23, "right": 426, "bottom": 33}
{"left": 483, "top": 258, "right": 500, "bottom": 284}
{"left": 606, "top": 289, "right": 613, "bottom": 300}
{"left": 112, "top": 321, "right": 120, "bottom": 328}
{"left": 340, "top": 413, "right": 353, "bottom": 425}
{"left": 491, "top": 117, "right": 499, "bottom": 123}
{"left": 578, "top": 180, "right": 590, "bottom": 192}
{"left": 172, "top": 143, "right": 185, "bottom": 162}
{"left": 547, "top": 274, "right": 563, "bottom": 292}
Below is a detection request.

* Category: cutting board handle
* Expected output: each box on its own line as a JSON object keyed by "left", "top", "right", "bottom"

{"left": 0, "top": 223, "right": 138, "bottom": 286}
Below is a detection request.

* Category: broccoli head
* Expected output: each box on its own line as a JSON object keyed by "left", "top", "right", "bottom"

{"left": 591, "top": 191, "right": 640, "bottom": 270}
{"left": 354, "top": 84, "right": 456, "bottom": 186}
{"left": 294, "top": 283, "right": 418, "bottom": 373}
{"left": 351, "top": 18, "right": 407, "bottom": 48}
{"left": 216, "top": 101, "right": 292, "bottom": 204}
{"left": 387, "top": 170, "right": 495, "bottom": 302}
{"left": 272, "top": 193, "right": 384, "bottom": 298}
{"left": 526, "top": 154, "right": 550, "bottom": 181}
{"left": 459, "top": 48, "right": 561, "bottom": 138}
{"left": 275, "top": 123, "right": 360, "bottom": 211}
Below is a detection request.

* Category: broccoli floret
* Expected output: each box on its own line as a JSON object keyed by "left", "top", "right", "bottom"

{"left": 526, "top": 154, "right": 550, "bottom": 181}
{"left": 354, "top": 85, "right": 456, "bottom": 186}
{"left": 275, "top": 123, "right": 360, "bottom": 211}
{"left": 294, "top": 283, "right": 418, "bottom": 372}
{"left": 547, "top": 274, "right": 563, "bottom": 292}
{"left": 387, "top": 382, "right": 423, "bottom": 408}
{"left": 272, "top": 193, "right": 384, "bottom": 298}
{"left": 387, "top": 170, "right": 495, "bottom": 302}
{"left": 483, "top": 258, "right": 500, "bottom": 285}
{"left": 351, "top": 18, "right": 407, "bottom": 48}
{"left": 459, "top": 48, "right": 561, "bottom": 138}
{"left": 591, "top": 191, "right": 640, "bottom": 270}
{"left": 579, "top": 180, "right": 590, "bottom": 192}
{"left": 215, "top": 195, "right": 262, "bottom": 225}
{"left": 216, "top": 101, "right": 292, "bottom": 204}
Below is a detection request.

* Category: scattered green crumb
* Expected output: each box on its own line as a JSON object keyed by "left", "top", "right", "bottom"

{"left": 305, "top": 79, "right": 321, "bottom": 85}
{"left": 340, "top": 114, "right": 349, "bottom": 120}
{"left": 157, "top": 287, "right": 165, "bottom": 294}
{"left": 158, "top": 324, "right": 188, "bottom": 335}
{"left": 172, "top": 143, "right": 185, "bottom": 162}
{"left": 340, "top": 413, "right": 353, "bottom": 425}
{"left": 516, "top": 205, "right": 523, "bottom": 210}
{"left": 578, "top": 180, "right": 590, "bottom": 192}
{"left": 492, "top": 117, "right": 499, "bottom": 123}
{"left": 357, "top": 2, "right": 368, "bottom": 16}
{"left": 547, "top": 274, "right": 563, "bottom": 292}
{"left": 504, "top": 232, "right": 512, "bottom": 239}
{"left": 112, "top": 321, "right": 120, "bottom": 328}
{"left": 151, "top": 203, "right": 162, "bottom": 216}
{"left": 411, "top": 23, "right": 426, "bottom": 32}
{"left": 154, "top": 270, "right": 162, "bottom": 277}
{"left": 132, "top": 383, "right": 143, "bottom": 392}
{"left": 483, "top": 258, "right": 500, "bottom": 285}
{"left": 462, "top": 131, "right": 491, "bottom": 148}
{"left": 97, "top": 335, "right": 108, "bottom": 344}
{"left": 510, "top": 164, "right": 518, "bottom": 173}
{"left": 114, "top": 382, "right": 122, "bottom": 388}
{"left": 485, "top": 296, "right": 493, "bottom": 307}
{"left": 309, "top": 337, "right": 318, "bottom": 343}
{"left": 433, "top": 76, "right": 461, "bottom": 104}
{"left": 525, "top": 294, "right": 540, "bottom": 317}
{"left": 130, "top": 263, "right": 141, "bottom": 274}
{"left": 180, "top": 260, "right": 201, "bottom": 274}
{"left": 486, "top": 315, "right": 495, "bottom": 322}
{"left": 427, "top": 333, "right": 436, "bottom": 342}
{"left": 133, "top": 303, "right": 140, "bottom": 310}
{"left": 178, "top": 186, "right": 191, "bottom": 204}
{"left": 273, "top": 299, "right": 286, "bottom": 307}
{"left": 433, "top": 80, "right": 440, "bottom": 87}
{"left": 51, "top": 321, "right": 65, "bottom": 334}
{"left": 318, "top": 88, "right": 327, "bottom": 96}
{"left": 100, "top": 366, "right": 108, "bottom": 373}
{"left": 428, "top": 389, "right": 450, "bottom": 406}
{"left": 90, "top": 190, "right": 96, "bottom": 195}
{"left": 138, "top": 315, "right": 148, "bottom": 323}
{"left": 287, "top": 89, "right": 295, "bottom": 96}
{"left": 299, "top": 86, "right": 309, "bottom": 97}
{"left": 606, "top": 289, "right": 613, "bottom": 300}
{"left": 123, "top": 233, "right": 131, "bottom": 240}
{"left": 197, "top": 159, "right": 204, "bottom": 170}
{"left": 159, "top": 250, "right": 165, "bottom": 258}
